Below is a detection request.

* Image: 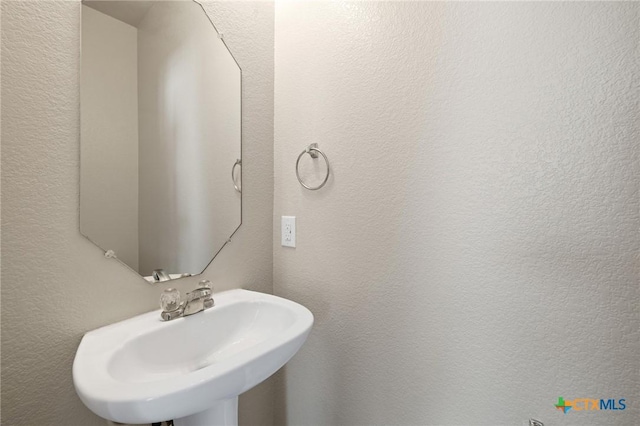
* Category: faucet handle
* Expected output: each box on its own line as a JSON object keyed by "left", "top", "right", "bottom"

{"left": 198, "top": 280, "right": 215, "bottom": 309}
{"left": 197, "top": 280, "right": 212, "bottom": 290}
{"left": 160, "top": 288, "right": 181, "bottom": 312}
{"left": 195, "top": 280, "right": 213, "bottom": 297}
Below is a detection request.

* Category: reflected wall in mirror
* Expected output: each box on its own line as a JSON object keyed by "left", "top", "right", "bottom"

{"left": 80, "top": 0, "right": 241, "bottom": 283}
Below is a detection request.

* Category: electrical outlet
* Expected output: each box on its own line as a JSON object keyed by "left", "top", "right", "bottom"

{"left": 281, "top": 216, "right": 296, "bottom": 247}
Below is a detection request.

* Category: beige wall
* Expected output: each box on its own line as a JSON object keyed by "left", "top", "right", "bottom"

{"left": 0, "top": 1, "right": 274, "bottom": 425}
{"left": 80, "top": 5, "right": 139, "bottom": 271}
{"left": 274, "top": 2, "right": 639, "bottom": 425}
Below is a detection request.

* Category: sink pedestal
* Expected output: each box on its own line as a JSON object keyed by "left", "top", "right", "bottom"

{"left": 174, "top": 397, "right": 238, "bottom": 426}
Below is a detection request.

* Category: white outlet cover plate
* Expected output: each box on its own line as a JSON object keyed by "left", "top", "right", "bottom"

{"left": 281, "top": 216, "right": 296, "bottom": 248}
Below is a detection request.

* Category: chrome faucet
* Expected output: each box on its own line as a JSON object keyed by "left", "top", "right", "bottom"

{"left": 159, "top": 280, "right": 214, "bottom": 321}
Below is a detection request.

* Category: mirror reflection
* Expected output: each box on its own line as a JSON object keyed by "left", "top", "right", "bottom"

{"left": 80, "top": 0, "right": 242, "bottom": 283}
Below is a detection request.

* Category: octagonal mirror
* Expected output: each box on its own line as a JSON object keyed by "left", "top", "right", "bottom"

{"left": 80, "top": 0, "right": 241, "bottom": 283}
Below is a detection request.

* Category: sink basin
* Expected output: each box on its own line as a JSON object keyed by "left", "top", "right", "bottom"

{"left": 73, "top": 289, "right": 313, "bottom": 425}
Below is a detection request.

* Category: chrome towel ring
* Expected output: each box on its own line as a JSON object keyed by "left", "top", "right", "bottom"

{"left": 296, "top": 143, "right": 330, "bottom": 190}
{"left": 232, "top": 159, "right": 241, "bottom": 193}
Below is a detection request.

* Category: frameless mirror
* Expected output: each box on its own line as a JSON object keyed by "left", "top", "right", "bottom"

{"left": 80, "top": 0, "right": 241, "bottom": 283}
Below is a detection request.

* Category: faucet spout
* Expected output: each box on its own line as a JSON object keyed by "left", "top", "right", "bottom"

{"left": 160, "top": 281, "right": 214, "bottom": 321}
{"left": 183, "top": 287, "right": 214, "bottom": 316}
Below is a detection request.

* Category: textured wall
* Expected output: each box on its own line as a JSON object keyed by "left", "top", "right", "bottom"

{"left": 1, "top": 1, "right": 274, "bottom": 425}
{"left": 274, "top": 2, "right": 639, "bottom": 426}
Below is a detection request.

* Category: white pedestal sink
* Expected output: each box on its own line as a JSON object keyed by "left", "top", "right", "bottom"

{"left": 73, "top": 290, "right": 313, "bottom": 425}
